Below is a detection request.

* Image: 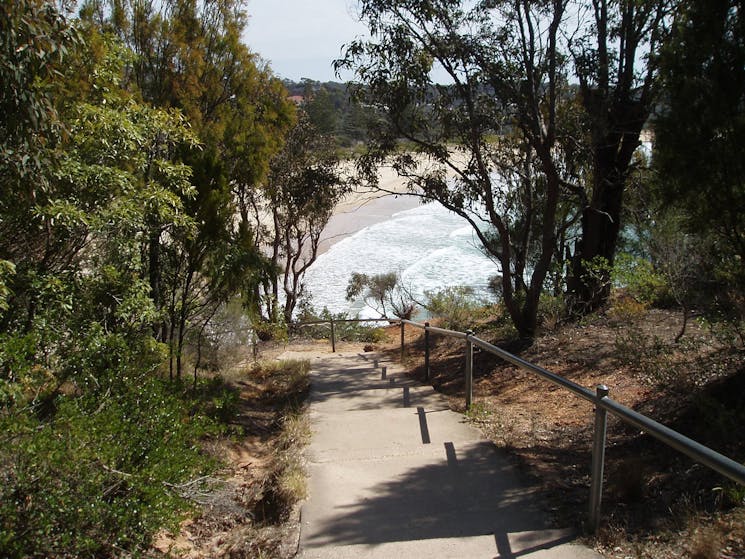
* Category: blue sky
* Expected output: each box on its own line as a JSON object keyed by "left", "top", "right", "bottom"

{"left": 243, "top": 0, "right": 369, "bottom": 82}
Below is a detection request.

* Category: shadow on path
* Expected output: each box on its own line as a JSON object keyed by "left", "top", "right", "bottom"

{"left": 298, "top": 352, "right": 600, "bottom": 558}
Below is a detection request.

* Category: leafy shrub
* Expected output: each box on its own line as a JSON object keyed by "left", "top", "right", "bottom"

{"left": 607, "top": 293, "right": 649, "bottom": 324}
{"left": 537, "top": 293, "right": 566, "bottom": 331}
{"left": 293, "top": 307, "right": 389, "bottom": 343}
{"left": 423, "top": 286, "right": 487, "bottom": 331}
{"left": 0, "top": 376, "right": 222, "bottom": 558}
{"left": 201, "top": 376, "right": 240, "bottom": 423}
{"left": 612, "top": 253, "right": 668, "bottom": 305}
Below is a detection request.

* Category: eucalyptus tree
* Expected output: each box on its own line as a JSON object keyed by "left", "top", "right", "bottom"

{"left": 337, "top": 0, "right": 583, "bottom": 337}
{"left": 79, "top": 0, "right": 295, "bottom": 355}
{"left": 654, "top": 0, "right": 745, "bottom": 265}
{"left": 652, "top": 0, "right": 745, "bottom": 343}
{"left": 339, "top": 0, "right": 673, "bottom": 334}
{"left": 255, "top": 114, "right": 349, "bottom": 326}
{"left": 565, "top": 0, "right": 674, "bottom": 311}
{"left": 0, "top": 0, "right": 78, "bottom": 329}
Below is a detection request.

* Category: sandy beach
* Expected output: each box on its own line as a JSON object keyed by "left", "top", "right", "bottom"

{"left": 319, "top": 155, "right": 463, "bottom": 255}
{"left": 318, "top": 163, "right": 422, "bottom": 255}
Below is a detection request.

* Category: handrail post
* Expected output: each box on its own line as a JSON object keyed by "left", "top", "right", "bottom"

{"left": 424, "top": 321, "right": 430, "bottom": 381}
{"left": 589, "top": 384, "right": 609, "bottom": 533}
{"left": 400, "top": 320, "right": 405, "bottom": 361}
{"left": 330, "top": 319, "right": 336, "bottom": 353}
{"left": 465, "top": 330, "right": 474, "bottom": 410}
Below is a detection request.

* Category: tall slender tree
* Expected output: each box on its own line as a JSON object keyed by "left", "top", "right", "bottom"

{"left": 79, "top": 0, "right": 295, "bottom": 354}
{"left": 255, "top": 114, "right": 348, "bottom": 325}
{"left": 654, "top": 0, "right": 745, "bottom": 260}
{"left": 566, "top": 0, "right": 674, "bottom": 311}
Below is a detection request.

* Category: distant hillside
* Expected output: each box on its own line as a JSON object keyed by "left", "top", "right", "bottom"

{"left": 282, "top": 79, "right": 371, "bottom": 148}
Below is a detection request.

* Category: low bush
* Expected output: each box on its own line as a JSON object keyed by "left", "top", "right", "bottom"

{"left": 293, "top": 307, "right": 389, "bottom": 343}
{"left": 612, "top": 253, "right": 669, "bottom": 305}
{"left": 0, "top": 374, "right": 224, "bottom": 558}
{"left": 423, "top": 286, "right": 488, "bottom": 331}
{"left": 537, "top": 293, "right": 566, "bottom": 331}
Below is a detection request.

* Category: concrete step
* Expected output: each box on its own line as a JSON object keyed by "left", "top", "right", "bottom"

{"left": 306, "top": 407, "right": 484, "bottom": 462}
{"left": 310, "top": 384, "right": 451, "bottom": 413}
{"left": 298, "top": 352, "right": 603, "bottom": 559}
{"left": 299, "top": 530, "right": 599, "bottom": 559}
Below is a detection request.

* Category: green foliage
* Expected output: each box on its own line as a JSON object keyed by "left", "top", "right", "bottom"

{"left": 0, "top": 376, "right": 221, "bottom": 558}
{"left": 200, "top": 376, "right": 240, "bottom": 424}
{"left": 423, "top": 286, "right": 486, "bottom": 332}
{"left": 655, "top": 0, "right": 745, "bottom": 262}
{"left": 612, "top": 253, "right": 668, "bottom": 306}
{"left": 336, "top": 0, "right": 598, "bottom": 337}
{"left": 253, "top": 317, "right": 289, "bottom": 343}
{"left": 0, "top": 260, "right": 14, "bottom": 313}
{"left": 0, "top": 0, "right": 76, "bottom": 197}
{"left": 0, "top": 3, "right": 305, "bottom": 555}
{"left": 464, "top": 400, "right": 493, "bottom": 422}
{"left": 537, "top": 293, "right": 566, "bottom": 332}
{"left": 304, "top": 86, "right": 337, "bottom": 135}
{"left": 256, "top": 113, "right": 348, "bottom": 324}
{"left": 568, "top": 256, "right": 614, "bottom": 315}
{"left": 346, "top": 272, "right": 415, "bottom": 319}
{"left": 283, "top": 79, "right": 375, "bottom": 147}
{"left": 294, "top": 305, "right": 388, "bottom": 343}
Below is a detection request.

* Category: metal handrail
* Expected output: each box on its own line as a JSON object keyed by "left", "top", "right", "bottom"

{"left": 295, "top": 318, "right": 394, "bottom": 325}
{"left": 294, "top": 315, "right": 745, "bottom": 532}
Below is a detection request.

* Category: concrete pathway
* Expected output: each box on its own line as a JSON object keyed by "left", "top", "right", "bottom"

{"left": 294, "top": 351, "right": 603, "bottom": 559}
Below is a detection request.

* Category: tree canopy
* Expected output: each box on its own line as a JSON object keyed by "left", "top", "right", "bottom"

{"left": 337, "top": 0, "right": 673, "bottom": 336}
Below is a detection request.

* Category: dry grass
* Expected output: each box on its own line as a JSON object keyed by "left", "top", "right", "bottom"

{"left": 151, "top": 356, "right": 312, "bottom": 559}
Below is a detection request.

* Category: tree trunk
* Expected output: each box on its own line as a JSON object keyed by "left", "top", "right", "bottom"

{"left": 567, "top": 95, "right": 649, "bottom": 313}
{"left": 148, "top": 227, "right": 167, "bottom": 341}
{"left": 567, "top": 166, "right": 625, "bottom": 312}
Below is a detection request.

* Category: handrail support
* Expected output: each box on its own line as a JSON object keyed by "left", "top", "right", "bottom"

{"left": 424, "top": 321, "right": 430, "bottom": 381}
{"left": 589, "top": 384, "right": 609, "bottom": 533}
{"left": 400, "top": 320, "right": 405, "bottom": 361}
{"left": 465, "top": 330, "right": 474, "bottom": 410}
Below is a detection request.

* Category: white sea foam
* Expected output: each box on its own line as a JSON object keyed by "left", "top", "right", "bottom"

{"left": 303, "top": 203, "right": 499, "bottom": 317}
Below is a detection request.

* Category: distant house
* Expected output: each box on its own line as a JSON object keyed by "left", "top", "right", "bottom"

{"left": 288, "top": 95, "right": 305, "bottom": 106}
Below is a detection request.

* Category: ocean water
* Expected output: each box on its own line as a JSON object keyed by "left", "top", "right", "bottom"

{"left": 303, "top": 203, "right": 500, "bottom": 318}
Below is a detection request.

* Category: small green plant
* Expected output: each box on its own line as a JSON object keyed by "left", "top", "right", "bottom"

{"left": 537, "top": 293, "right": 566, "bottom": 331}
{"left": 612, "top": 253, "right": 668, "bottom": 305}
{"left": 201, "top": 376, "right": 240, "bottom": 423}
{"left": 465, "top": 400, "right": 492, "bottom": 423}
{"left": 424, "top": 286, "right": 487, "bottom": 331}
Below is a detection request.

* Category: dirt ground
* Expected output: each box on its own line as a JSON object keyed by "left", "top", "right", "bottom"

{"left": 150, "top": 340, "right": 335, "bottom": 559}
{"left": 373, "top": 309, "right": 745, "bottom": 559}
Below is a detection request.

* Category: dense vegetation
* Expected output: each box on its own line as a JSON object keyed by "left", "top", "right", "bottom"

{"left": 0, "top": 1, "right": 342, "bottom": 556}
{"left": 1, "top": 0, "right": 743, "bottom": 556}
